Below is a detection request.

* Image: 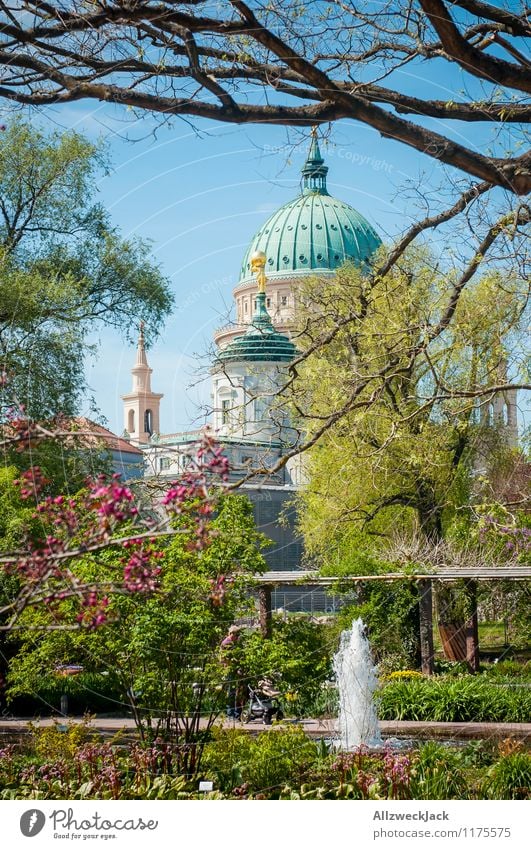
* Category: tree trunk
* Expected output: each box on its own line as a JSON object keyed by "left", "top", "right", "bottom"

{"left": 418, "top": 579, "right": 435, "bottom": 675}
{"left": 258, "top": 586, "right": 272, "bottom": 638}
{"left": 464, "top": 579, "right": 480, "bottom": 674}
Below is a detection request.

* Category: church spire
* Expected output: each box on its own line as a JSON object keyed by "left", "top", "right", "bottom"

{"left": 121, "top": 323, "right": 163, "bottom": 445}
{"left": 135, "top": 320, "right": 148, "bottom": 367}
{"left": 301, "top": 127, "right": 329, "bottom": 195}
{"left": 131, "top": 322, "right": 152, "bottom": 394}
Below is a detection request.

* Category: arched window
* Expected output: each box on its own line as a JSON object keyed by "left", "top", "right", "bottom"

{"left": 487, "top": 403, "right": 495, "bottom": 426}
{"left": 144, "top": 409, "right": 153, "bottom": 435}
{"left": 128, "top": 409, "right": 135, "bottom": 433}
{"left": 502, "top": 403, "right": 509, "bottom": 426}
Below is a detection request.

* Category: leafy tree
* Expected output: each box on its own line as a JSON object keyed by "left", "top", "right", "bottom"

{"left": 6, "top": 494, "right": 268, "bottom": 774}
{"left": 293, "top": 251, "right": 527, "bottom": 547}
{"left": 0, "top": 118, "right": 174, "bottom": 418}
{"left": 288, "top": 252, "right": 528, "bottom": 664}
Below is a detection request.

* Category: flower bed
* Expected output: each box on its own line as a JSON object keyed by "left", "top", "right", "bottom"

{"left": 378, "top": 676, "right": 531, "bottom": 723}
{"left": 0, "top": 723, "right": 529, "bottom": 800}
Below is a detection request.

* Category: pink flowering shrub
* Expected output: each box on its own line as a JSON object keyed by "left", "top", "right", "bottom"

{"left": 0, "top": 400, "right": 232, "bottom": 629}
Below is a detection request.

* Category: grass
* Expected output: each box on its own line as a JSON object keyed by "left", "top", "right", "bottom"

{"left": 478, "top": 622, "right": 508, "bottom": 647}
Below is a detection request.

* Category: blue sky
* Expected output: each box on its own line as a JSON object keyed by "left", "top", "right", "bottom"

{"left": 11, "top": 60, "right": 524, "bottom": 436}
{"left": 63, "top": 107, "right": 435, "bottom": 435}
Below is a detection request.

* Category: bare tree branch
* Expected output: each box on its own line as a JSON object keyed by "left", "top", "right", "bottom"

{"left": 0, "top": 1, "right": 529, "bottom": 191}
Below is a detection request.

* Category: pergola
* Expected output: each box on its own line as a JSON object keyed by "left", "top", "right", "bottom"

{"left": 256, "top": 568, "right": 531, "bottom": 674}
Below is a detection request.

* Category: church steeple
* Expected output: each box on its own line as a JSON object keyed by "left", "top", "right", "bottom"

{"left": 121, "top": 323, "right": 163, "bottom": 445}
{"left": 131, "top": 321, "right": 152, "bottom": 393}
{"left": 136, "top": 321, "right": 149, "bottom": 366}
{"left": 301, "top": 128, "right": 329, "bottom": 196}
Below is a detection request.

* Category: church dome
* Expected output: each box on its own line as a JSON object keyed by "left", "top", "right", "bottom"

{"left": 239, "top": 136, "right": 381, "bottom": 284}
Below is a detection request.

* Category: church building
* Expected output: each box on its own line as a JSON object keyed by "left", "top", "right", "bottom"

{"left": 117, "top": 134, "right": 518, "bottom": 609}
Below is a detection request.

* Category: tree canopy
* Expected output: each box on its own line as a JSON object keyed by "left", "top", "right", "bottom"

{"left": 290, "top": 252, "right": 529, "bottom": 553}
{"left": 0, "top": 118, "right": 174, "bottom": 418}
{"left": 6, "top": 493, "right": 267, "bottom": 754}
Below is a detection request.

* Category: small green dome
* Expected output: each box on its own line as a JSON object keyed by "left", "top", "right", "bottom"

{"left": 217, "top": 293, "right": 296, "bottom": 364}
{"left": 239, "top": 137, "right": 381, "bottom": 283}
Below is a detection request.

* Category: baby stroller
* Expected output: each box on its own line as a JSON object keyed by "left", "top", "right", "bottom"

{"left": 241, "top": 681, "right": 284, "bottom": 725}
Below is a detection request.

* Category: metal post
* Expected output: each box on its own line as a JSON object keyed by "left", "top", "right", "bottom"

{"left": 258, "top": 586, "right": 272, "bottom": 638}
{"left": 418, "top": 579, "right": 435, "bottom": 675}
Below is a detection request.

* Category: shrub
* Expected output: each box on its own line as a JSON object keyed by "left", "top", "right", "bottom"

{"left": 484, "top": 752, "right": 531, "bottom": 799}
{"left": 483, "top": 660, "right": 530, "bottom": 679}
{"left": 200, "top": 727, "right": 253, "bottom": 792}
{"left": 433, "top": 660, "right": 469, "bottom": 676}
{"left": 237, "top": 618, "right": 334, "bottom": 717}
{"left": 27, "top": 718, "right": 94, "bottom": 761}
{"left": 202, "top": 726, "right": 319, "bottom": 797}
{"left": 7, "top": 671, "right": 127, "bottom": 717}
{"left": 409, "top": 742, "right": 468, "bottom": 800}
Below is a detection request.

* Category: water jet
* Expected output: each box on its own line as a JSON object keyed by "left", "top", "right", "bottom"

{"left": 333, "top": 618, "right": 382, "bottom": 749}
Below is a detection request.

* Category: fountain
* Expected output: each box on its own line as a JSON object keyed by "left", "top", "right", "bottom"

{"left": 333, "top": 618, "right": 383, "bottom": 749}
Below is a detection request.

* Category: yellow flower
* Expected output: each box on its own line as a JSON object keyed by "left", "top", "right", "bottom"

{"left": 383, "top": 670, "right": 423, "bottom": 681}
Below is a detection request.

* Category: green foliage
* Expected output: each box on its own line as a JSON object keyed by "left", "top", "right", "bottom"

{"left": 484, "top": 660, "right": 530, "bottom": 679}
{"left": 236, "top": 616, "right": 334, "bottom": 715}
{"left": 378, "top": 676, "right": 531, "bottom": 723}
{"left": 409, "top": 742, "right": 468, "bottom": 800}
{"left": 483, "top": 752, "right": 531, "bottom": 800}
{"left": 3, "top": 729, "right": 529, "bottom": 800}
{"left": 6, "top": 495, "right": 267, "bottom": 749}
{"left": 433, "top": 659, "right": 471, "bottom": 676}
{"left": 7, "top": 670, "right": 125, "bottom": 717}
{"left": 202, "top": 726, "right": 319, "bottom": 796}
{"left": 28, "top": 718, "right": 93, "bottom": 762}
{"left": 294, "top": 252, "right": 527, "bottom": 553}
{"left": 292, "top": 254, "right": 528, "bottom": 668}
{"left": 0, "top": 118, "right": 105, "bottom": 257}
{"left": 0, "top": 118, "right": 173, "bottom": 417}
{"left": 337, "top": 584, "right": 421, "bottom": 668}
{"left": 0, "top": 466, "right": 36, "bottom": 550}
{"left": 0, "top": 729, "right": 528, "bottom": 800}
{"left": 457, "top": 739, "right": 498, "bottom": 769}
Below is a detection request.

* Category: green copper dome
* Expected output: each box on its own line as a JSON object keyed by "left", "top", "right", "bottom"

{"left": 239, "top": 136, "right": 382, "bottom": 284}
{"left": 217, "top": 292, "right": 296, "bottom": 364}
